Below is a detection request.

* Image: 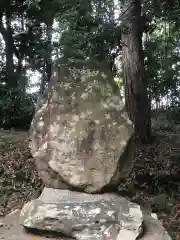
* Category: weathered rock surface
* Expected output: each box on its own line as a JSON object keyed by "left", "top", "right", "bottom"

{"left": 0, "top": 210, "right": 73, "bottom": 240}
{"left": 19, "top": 188, "right": 172, "bottom": 240}
{"left": 139, "top": 213, "right": 172, "bottom": 240}
{"left": 0, "top": 209, "right": 171, "bottom": 240}
{"left": 20, "top": 188, "right": 143, "bottom": 240}
{"left": 116, "top": 213, "right": 171, "bottom": 240}
{"left": 31, "top": 59, "right": 134, "bottom": 193}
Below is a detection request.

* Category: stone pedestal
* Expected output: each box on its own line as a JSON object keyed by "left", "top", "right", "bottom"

{"left": 18, "top": 188, "right": 171, "bottom": 240}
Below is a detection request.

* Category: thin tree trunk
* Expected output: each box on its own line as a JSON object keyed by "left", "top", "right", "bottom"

{"left": 5, "top": 1, "right": 16, "bottom": 88}
{"left": 40, "top": 69, "right": 46, "bottom": 95}
{"left": 40, "top": 16, "right": 53, "bottom": 94}
{"left": 45, "top": 18, "right": 53, "bottom": 84}
{"left": 0, "top": 4, "right": 16, "bottom": 88}
{"left": 121, "top": 0, "right": 151, "bottom": 143}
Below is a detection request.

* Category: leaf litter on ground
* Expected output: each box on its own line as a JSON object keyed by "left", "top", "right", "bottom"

{"left": 0, "top": 130, "right": 43, "bottom": 217}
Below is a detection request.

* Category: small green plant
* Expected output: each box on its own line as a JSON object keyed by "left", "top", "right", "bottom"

{"left": 0, "top": 87, "right": 36, "bottom": 130}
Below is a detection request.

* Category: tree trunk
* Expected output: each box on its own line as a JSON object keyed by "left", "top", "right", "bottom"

{"left": 0, "top": 5, "right": 16, "bottom": 88}
{"left": 121, "top": 0, "right": 151, "bottom": 143}
{"left": 45, "top": 17, "right": 53, "bottom": 84}
{"left": 5, "top": 2, "right": 16, "bottom": 88}
{"left": 39, "top": 69, "right": 46, "bottom": 95}
{"left": 40, "top": 15, "right": 53, "bottom": 94}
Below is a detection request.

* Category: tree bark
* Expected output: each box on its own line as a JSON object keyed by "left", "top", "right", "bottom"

{"left": 45, "top": 19, "right": 53, "bottom": 83}
{"left": 39, "top": 67, "right": 46, "bottom": 95}
{"left": 39, "top": 14, "right": 54, "bottom": 94}
{"left": 5, "top": 2, "right": 16, "bottom": 88}
{"left": 121, "top": 0, "right": 151, "bottom": 143}
{"left": 0, "top": 6, "right": 16, "bottom": 88}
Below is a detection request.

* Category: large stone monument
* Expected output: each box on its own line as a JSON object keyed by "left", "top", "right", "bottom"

{"left": 18, "top": 59, "right": 171, "bottom": 240}
{"left": 30, "top": 59, "right": 134, "bottom": 193}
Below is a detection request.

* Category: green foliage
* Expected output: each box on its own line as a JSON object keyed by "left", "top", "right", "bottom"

{"left": 58, "top": 0, "right": 120, "bottom": 66}
{"left": 144, "top": 19, "right": 180, "bottom": 107}
{"left": 0, "top": 87, "right": 36, "bottom": 130}
{"left": 24, "top": 0, "right": 41, "bottom": 8}
{"left": 167, "top": 107, "right": 180, "bottom": 122}
{"left": 1, "top": 0, "right": 180, "bottom": 130}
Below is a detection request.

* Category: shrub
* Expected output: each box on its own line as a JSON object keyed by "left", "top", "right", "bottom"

{"left": 0, "top": 87, "right": 37, "bottom": 130}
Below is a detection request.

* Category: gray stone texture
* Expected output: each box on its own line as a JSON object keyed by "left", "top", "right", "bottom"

{"left": 30, "top": 59, "right": 134, "bottom": 193}
{"left": 20, "top": 188, "right": 143, "bottom": 240}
